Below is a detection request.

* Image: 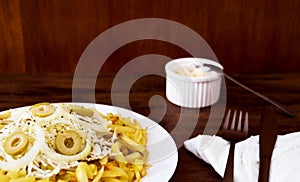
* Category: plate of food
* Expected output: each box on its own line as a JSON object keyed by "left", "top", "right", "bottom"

{"left": 0, "top": 102, "right": 178, "bottom": 182}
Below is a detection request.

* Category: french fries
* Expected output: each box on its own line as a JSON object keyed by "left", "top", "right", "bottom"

{"left": 71, "top": 111, "right": 150, "bottom": 182}
{"left": 0, "top": 111, "right": 149, "bottom": 182}
{"left": 0, "top": 110, "right": 12, "bottom": 130}
{"left": 105, "top": 113, "right": 149, "bottom": 182}
{"left": 0, "top": 110, "right": 11, "bottom": 120}
{"left": 0, "top": 169, "right": 34, "bottom": 182}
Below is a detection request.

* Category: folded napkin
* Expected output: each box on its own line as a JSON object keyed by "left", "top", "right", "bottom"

{"left": 184, "top": 132, "right": 300, "bottom": 182}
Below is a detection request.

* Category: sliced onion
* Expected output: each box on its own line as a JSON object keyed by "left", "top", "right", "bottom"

{"left": 0, "top": 124, "right": 44, "bottom": 171}
{"left": 42, "top": 140, "right": 91, "bottom": 162}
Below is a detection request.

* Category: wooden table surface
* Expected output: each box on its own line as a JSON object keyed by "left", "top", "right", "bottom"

{"left": 0, "top": 72, "right": 299, "bottom": 181}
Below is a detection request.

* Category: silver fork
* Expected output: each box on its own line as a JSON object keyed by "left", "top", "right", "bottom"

{"left": 222, "top": 109, "right": 249, "bottom": 182}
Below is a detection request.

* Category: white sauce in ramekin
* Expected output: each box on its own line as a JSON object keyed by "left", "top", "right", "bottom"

{"left": 173, "top": 64, "right": 218, "bottom": 77}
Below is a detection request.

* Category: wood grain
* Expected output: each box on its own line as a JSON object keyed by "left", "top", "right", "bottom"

{"left": 0, "top": 0, "right": 25, "bottom": 72}
{"left": 0, "top": 0, "right": 299, "bottom": 74}
{"left": 0, "top": 72, "right": 299, "bottom": 181}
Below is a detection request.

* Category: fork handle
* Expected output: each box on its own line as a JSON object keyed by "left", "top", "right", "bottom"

{"left": 258, "top": 158, "right": 271, "bottom": 182}
{"left": 223, "top": 144, "right": 235, "bottom": 182}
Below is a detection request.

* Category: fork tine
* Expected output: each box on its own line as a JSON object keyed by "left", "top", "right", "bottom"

{"left": 230, "top": 110, "right": 237, "bottom": 130}
{"left": 237, "top": 111, "right": 242, "bottom": 131}
{"left": 223, "top": 109, "right": 231, "bottom": 129}
{"left": 243, "top": 112, "right": 249, "bottom": 133}
{"left": 223, "top": 110, "right": 249, "bottom": 182}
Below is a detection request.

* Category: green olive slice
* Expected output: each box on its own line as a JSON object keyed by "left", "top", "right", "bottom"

{"left": 30, "top": 103, "right": 56, "bottom": 117}
{"left": 55, "top": 130, "right": 82, "bottom": 155}
{"left": 4, "top": 132, "right": 29, "bottom": 155}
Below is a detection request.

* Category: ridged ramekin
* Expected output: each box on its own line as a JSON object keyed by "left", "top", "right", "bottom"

{"left": 165, "top": 58, "right": 223, "bottom": 108}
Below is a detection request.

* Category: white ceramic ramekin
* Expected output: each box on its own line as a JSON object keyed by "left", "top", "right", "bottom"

{"left": 165, "top": 58, "right": 223, "bottom": 108}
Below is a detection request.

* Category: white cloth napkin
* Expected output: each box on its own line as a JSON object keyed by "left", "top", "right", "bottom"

{"left": 184, "top": 132, "right": 300, "bottom": 182}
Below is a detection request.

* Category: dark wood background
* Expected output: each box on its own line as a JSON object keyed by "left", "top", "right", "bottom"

{"left": 0, "top": 0, "right": 299, "bottom": 74}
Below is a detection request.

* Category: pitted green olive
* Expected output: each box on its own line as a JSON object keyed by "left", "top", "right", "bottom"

{"left": 4, "top": 132, "right": 29, "bottom": 155}
{"left": 30, "top": 102, "right": 56, "bottom": 117}
{"left": 55, "top": 130, "right": 82, "bottom": 155}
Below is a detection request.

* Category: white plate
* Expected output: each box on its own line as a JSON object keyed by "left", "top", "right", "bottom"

{"left": 4, "top": 103, "right": 178, "bottom": 182}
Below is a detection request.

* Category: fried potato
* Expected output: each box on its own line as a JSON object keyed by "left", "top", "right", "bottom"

{"left": 0, "top": 108, "right": 149, "bottom": 182}
{"left": 111, "top": 142, "right": 127, "bottom": 164}
{"left": 108, "top": 125, "right": 136, "bottom": 133}
{"left": 91, "top": 166, "right": 104, "bottom": 182}
{"left": 102, "top": 166, "right": 128, "bottom": 179}
{"left": 0, "top": 110, "right": 11, "bottom": 120}
{"left": 75, "top": 162, "right": 89, "bottom": 182}
{"left": 10, "top": 176, "right": 35, "bottom": 182}
{"left": 0, "top": 174, "right": 10, "bottom": 182}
